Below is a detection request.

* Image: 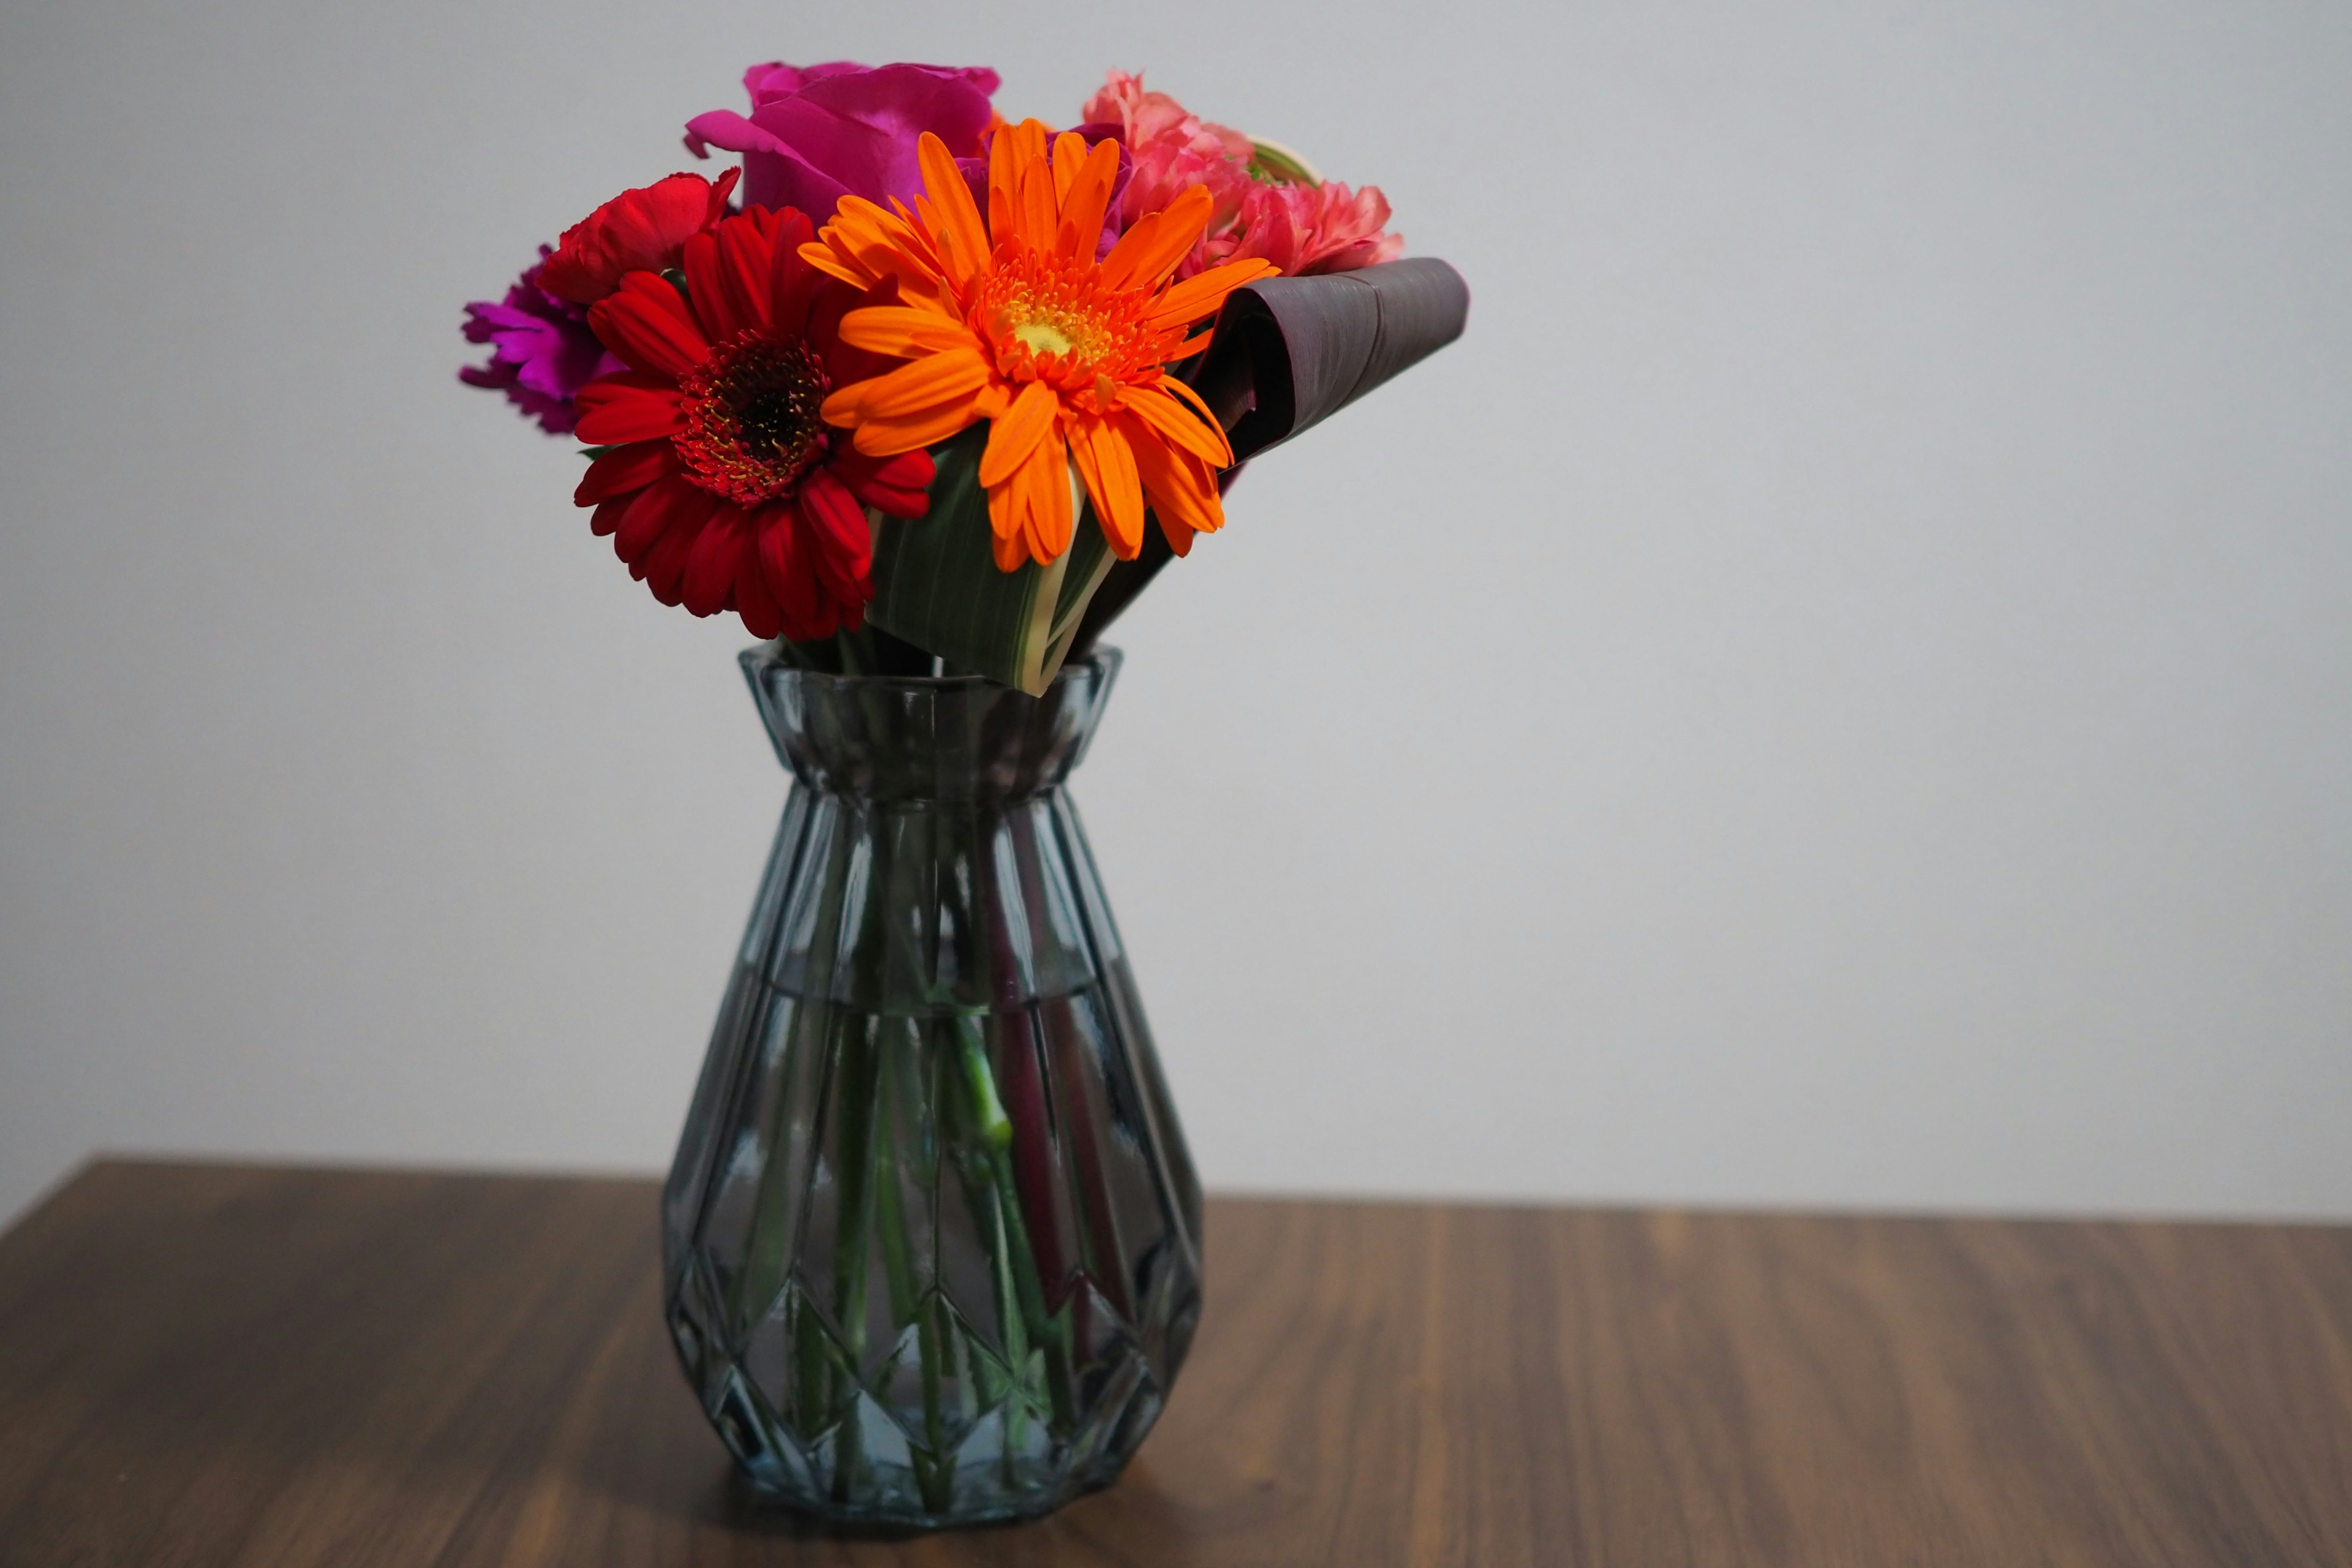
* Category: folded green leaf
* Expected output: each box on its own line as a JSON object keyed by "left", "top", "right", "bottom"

{"left": 862, "top": 423, "right": 1114, "bottom": 696}
{"left": 1247, "top": 138, "right": 1321, "bottom": 186}
{"left": 1071, "top": 257, "right": 1471, "bottom": 653}
{"left": 1193, "top": 257, "right": 1471, "bottom": 462}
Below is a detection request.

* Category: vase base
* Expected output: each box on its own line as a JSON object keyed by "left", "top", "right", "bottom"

{"left": 675, "top": 1280, "right": 1175, "bottom": 1529}
{"left": 727, "top": 1466, "right": 1126, "bottom": 1531}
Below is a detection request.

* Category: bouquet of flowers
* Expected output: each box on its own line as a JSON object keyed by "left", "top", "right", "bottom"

{"left": 463, "top": 61, "right": 1466, "bottom": 694}
{"left": 459, "top": 59, "right": 1469, "bottom": 1525}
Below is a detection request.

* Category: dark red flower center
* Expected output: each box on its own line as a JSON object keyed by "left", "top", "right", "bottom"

{"left": 673, "top": 332, "right": 832, "bottom": 505}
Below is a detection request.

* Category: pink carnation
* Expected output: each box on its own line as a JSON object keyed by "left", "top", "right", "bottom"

{"left": 1216, "top": 179, "right": 1406, "bottom": 277}
{"left": 1082, "top": 71, "right": 1253, "bottom": 237}
{"left": 1079, "top": 70, "right": 1402, "bottom": 281}
{"left": 1082, "top": 70, "right": 1252, "bottom": 165}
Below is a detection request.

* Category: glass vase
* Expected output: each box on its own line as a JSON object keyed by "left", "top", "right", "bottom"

{"left": 660, "top": 645, "right": 1203, "bottom": 1527}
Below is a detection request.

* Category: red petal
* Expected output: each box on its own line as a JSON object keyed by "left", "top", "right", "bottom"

{"left": 614, "top": 474, "right": 717, "bottom": 565}
{"left": 832, "top": 447, "right": 934, "bottom": 519}
{"left": 797, "top": 468, "right": 873, "bottom": 572}
{"left": 611, "top": 479, "right": 710, "bottom": 571}
{"left": 685, "top": 223, "right": 769, "bottom": 343}
{"left": 703, "top": 167, "right": 742, "bottom": 228}
{"left": 815, "top": 276, "right": 904, "bottom": 388}
{"left": 587, "top": 278, "right": 708, "bottom": 380}
{"left": 589, "top": 496, "right": 631, "bottom": 538}
{"left": 540, "top": 171, "right": 738, "bottom": 304}
{"left": 790, "top": 496, "right": 866, "bottom": 614}
{"left": 734, "top": 518, "right": 785, "bottom": 639}
{"left": 635, "top": 514, "right": 702, "bottom": 605}
{"left": 575, "top": 440, "right": 676, "bottom": 506}
{"left": 758, "top": 505, "right": 824, "bottom": 638}
{"left": 681, "top": 505, "right": 750, "bottom": 617}
{"left": 768, "top": 208, "right": 821, "bottom": 333}
{"left": 574, "top": 375, "right": 684, "bottom": 445}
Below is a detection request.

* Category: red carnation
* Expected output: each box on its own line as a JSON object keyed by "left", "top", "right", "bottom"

{"left": 540, "top": 168, "right": 741, "bottom": 306}
{"left": 571, "top": 205, "right": 932, "bottom": 641}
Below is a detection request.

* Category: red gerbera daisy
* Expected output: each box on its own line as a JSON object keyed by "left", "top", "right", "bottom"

{"left": 570, "top": 205, "right": 933, "bottom": 641}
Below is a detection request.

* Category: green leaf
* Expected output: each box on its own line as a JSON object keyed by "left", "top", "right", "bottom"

{"left": 1246, "top": 137, "right": 1321, "bottom": 186}
{"left": 863, "top": 423, "right": 1116, "bottom": 696}
{"left": 1192, "top": 257, "right": 1471, "bottom": 462}
{"left": 1071, "top": 257, "right": 1471, "bottom": 655}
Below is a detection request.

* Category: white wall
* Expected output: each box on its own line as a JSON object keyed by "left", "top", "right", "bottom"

{"left": 3, "top": 0, "right": 2347, "bottom": 1229}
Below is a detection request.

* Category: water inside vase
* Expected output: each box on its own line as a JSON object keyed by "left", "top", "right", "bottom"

{"left": 659, "top": 650, "right": 1202, "bottom": 1525}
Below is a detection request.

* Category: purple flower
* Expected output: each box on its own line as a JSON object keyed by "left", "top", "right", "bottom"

{"left": 683, "top": 60, "right": 1001, "bottom": 221}
{"left": 458, "top": 249, "right": 620, "bottom": 436}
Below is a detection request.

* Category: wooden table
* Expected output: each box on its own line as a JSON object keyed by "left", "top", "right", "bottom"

{"left": 2, "top": 1162, "right": 2348, "bottom": 1566}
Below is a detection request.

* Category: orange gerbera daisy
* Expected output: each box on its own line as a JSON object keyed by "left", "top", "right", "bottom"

{"left": 800, "top": 119, "right": 1277, "bottom": 570}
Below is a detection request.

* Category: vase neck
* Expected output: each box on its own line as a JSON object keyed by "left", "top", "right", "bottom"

{"left": 739, "top": 647, "right": 1121, "bottom": 806}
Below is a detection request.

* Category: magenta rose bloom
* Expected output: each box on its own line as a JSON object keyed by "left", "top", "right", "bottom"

{"left": 684, "top": 60, "right": 1000, "bottom": 220}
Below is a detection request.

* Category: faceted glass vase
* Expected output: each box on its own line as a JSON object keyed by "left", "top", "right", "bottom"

{"left": 661, "top": 646, "right": 1204, "bottom": 1527}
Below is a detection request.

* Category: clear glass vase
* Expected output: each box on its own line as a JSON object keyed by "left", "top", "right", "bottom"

{"left": 660, "top": 645, "right": 1203, "bottom": 1527}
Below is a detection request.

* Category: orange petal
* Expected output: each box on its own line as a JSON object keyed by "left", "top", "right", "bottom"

{"left": 1125, "top": 382, "right": 1233, "bottom": 469}
{"left": 1068, "top": 415, "right": 1145, "bottom": 559}
{"left": 1052, "top": 132, "right": 1084, "bottom": 205}
{"left": 1145, "top": 257, "right": 1279, "bottom": 331}
{"left": 1017, "top": 146, "right": 1058, "bottom": 252}
{"left": 1101, "top": 186, "right": 1215, "bottom": 292}
{"left": 837, "top": 305, "right": 977, "bottom": 358}
{"left": 847, "top": 349, "right": 991, "bottom": 420}
{"left": 917, "top": 131, "right": 989, "bottom": 284}
{"left": 982, "top": 481, "right": 1020, "bottom": 540}
{"left": 1055, "top": 135, "right": 1121, "bottom": 262}
{"left": 989, "top": 506, "right": 1028, "bottom": 570}
{"left": 1019, "top": 425, "right": 1074, "bottom": 562}
{"left": 1157, "top": 374, "right": 1238, "bottom": 462}
{"left": 849, "top": 388, "right": 991, "bottom": 456}
{"left": 807, "top": 197, "right": 951, "bottom": 301}
{"left": 799, "top": 239, "right": 873, "bottom": 290}
{"left": 979, "top": 379, "right": 1061, "bottom": 488}
{"left": 912, "top": 196, "right": 974, "bottom": 291}
{"left": 987, "top": 125, "right": 1020, "bottom": 243}
{"left": 1123, "top": 413, "right": 1224, "bottom": 543}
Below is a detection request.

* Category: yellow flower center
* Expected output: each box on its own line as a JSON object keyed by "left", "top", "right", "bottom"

{"left": 974, "top": 247, "right": 1159, "bottom": 396}
{"left": 1009, "top": 318, "right": 1079, "bottom": 358}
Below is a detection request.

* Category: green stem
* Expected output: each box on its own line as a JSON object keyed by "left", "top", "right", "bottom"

{"left": 873, "top": 1038, "right": 953, "bottom": 1511}
{"left": 827, "top": 1014, "right": 876, "bottom": 1505}
{"left": 954, "top": 1018, "right": 1076, "bottom": 1449}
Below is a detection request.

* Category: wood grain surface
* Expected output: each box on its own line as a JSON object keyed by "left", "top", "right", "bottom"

{"left": 1, "top": 1161, "right": 2348, "bottom": 1566}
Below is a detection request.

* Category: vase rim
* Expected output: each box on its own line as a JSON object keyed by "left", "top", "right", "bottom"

{"left": 741, "top": 643, "right": 1121, "bottom": 693}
